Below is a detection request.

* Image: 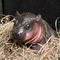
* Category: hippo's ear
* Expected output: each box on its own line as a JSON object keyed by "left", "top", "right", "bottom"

{"left": 16, "top": 11, "right": 21, "bottom": 17}
{"left": 35, "top": 14, "right": 41, "bottom": 21}
{"left": 15, "top": 11, "right": 21, "bottom": 24}
{"left": 14, "top": 11, "right": 22, "bottom": 26}
{"left": 16, "top": 11, "right": 21, "bottom": 20}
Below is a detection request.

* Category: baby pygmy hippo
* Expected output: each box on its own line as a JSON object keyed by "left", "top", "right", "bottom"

{"left": 13, "top": 12, "right": 57, "bottom": 50}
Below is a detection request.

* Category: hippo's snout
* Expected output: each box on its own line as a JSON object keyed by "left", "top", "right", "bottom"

{"left": 13, "top": 27, "right": 26, "bottom": 43}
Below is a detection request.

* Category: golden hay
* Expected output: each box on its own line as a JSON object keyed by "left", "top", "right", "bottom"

{"left": 0, "top": 17, "right": 60, "bottom": 60}
{"left": 0, "top": 21, "right": 14, "bottom": 60}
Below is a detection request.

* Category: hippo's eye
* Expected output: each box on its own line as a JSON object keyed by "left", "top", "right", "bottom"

{"left": 24, "top": 24, "right": 32, "bottom": 30}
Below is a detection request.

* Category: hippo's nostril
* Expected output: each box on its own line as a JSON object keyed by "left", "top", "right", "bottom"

{"left": 13, "top": 32, "right": 19, "bottom": 39}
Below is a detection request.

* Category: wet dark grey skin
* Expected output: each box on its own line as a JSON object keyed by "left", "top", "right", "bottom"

{"left": 12, "top": 12, "right": 57, "bottom": 50}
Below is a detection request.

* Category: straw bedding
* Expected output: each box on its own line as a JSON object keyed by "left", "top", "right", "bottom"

{"left": 0, "top": 15, "right": 60, "bottom": 60}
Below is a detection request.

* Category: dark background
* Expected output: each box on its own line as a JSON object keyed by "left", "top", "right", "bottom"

{"left": 0, "top": 0, "right": 2, "bottom": 13}
{"left": 3, "top": 0, "right": 60, "bottom": 29}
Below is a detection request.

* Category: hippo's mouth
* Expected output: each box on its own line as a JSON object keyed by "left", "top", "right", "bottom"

{"left": 25, "top": 22, "right": 45, "bottom": 44}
